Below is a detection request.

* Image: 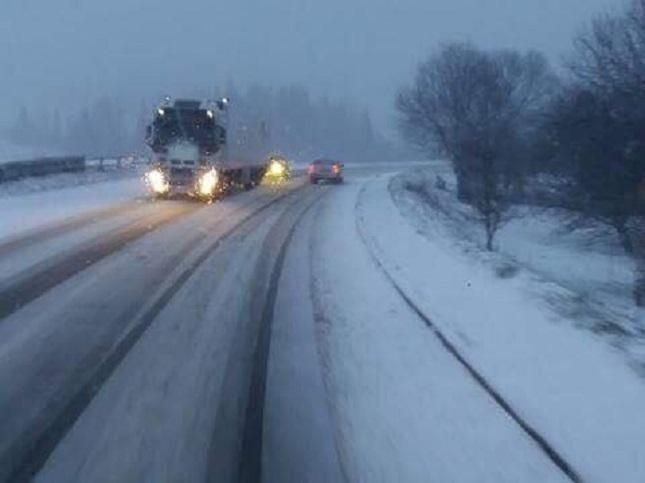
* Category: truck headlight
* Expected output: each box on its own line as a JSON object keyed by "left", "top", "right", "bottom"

{"left": 198, "top": 169, "right": 219, "bottom": 196}
{"left": 268, "top": 160, "right": 286, "bottom": 177}
{"left": 146, "top": 168, "right": 168, "bottom": 194}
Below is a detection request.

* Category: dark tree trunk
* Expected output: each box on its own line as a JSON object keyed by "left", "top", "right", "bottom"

{"left": 456, "top": 173, "right": 475, "bottom": 202}
{"left": 615, "top": 222, "right": 634, "bottom": 255}
{"left": 626, "top": 218, "right": 645, "bottom": 307}
{"left": 635, "top": 266, "right": 645, "bottom": 308}
{"left": 485, "top": 228, "right": 494, "bottom": 251}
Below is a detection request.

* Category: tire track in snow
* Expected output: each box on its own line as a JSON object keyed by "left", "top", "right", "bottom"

{"left": 0, "top": 187, "right": 288, "bottom": 323}
{"left": 235, "top": 187, "right": 329, "bottom": 483}
{"left": 306, "top": 196, "right": 353, "bottom": 483}
{"left": 0, "top": 199, "right": 147, "bottom": 259}
{"left": 0, "top": 201, "right": 201, "bottom": 322}
{"left": 4, "top": 185, "right": 307, "bottom": 483}
{"left": 353, "top": 180, "right": 583, "bottom": 483}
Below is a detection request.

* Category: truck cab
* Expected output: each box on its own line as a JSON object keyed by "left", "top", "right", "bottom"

{"left": 145, "top": 99, "right": 228, "bottom": 200}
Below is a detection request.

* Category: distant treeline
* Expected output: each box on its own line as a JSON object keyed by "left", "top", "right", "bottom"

{"left": 6, "top": 83, "right": 398, "bottom": 163}
{"left": 225, "top": 84, "right": 397, "bottom": 163}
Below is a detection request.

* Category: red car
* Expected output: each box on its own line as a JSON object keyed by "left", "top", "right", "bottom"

{"left": 308, "top": 159, "right": 344, "bottom": 184}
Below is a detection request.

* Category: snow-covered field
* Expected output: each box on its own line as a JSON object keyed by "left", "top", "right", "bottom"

{"left": 392, "top": 163, "right": 645, "bottom": 365}
{"left": 356, "top": 172, "right": 645, "bottom": 482}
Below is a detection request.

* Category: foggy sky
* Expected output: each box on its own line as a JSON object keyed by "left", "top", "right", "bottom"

{"left": 1, "top": 0, "right": 621, "bottom": 133}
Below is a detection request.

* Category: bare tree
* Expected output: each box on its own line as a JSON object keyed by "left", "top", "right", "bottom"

{"left": 570, "top": 1, "right": 645, "bottom": 101}
{"left": 550, "top": 0, "right": 645, "bottom": 306}
{"left": 397, "top": 43, "right": 556, "bottom": 250}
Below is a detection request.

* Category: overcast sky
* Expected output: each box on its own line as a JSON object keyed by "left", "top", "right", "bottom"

{"left": 0, "top": 0, "right": 620, "bottom": 132}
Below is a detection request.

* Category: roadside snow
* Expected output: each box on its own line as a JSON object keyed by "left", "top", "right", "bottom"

{"left": 309, "top": 179, "right": 568, "bottom": 482}
{"left": 499, "top": 208, "right": 637, "bottom": 323}
{"left": 0, "top": 163, "right": 144, "bottom": 200}
{"left": 361, "top": 173, "right": 645, "bottom": 482}
{"left": 0, "top": 178, "right": 144, "bottom": 242}
{"left": 393, "top": 165, "right": 645, "bottom": 363}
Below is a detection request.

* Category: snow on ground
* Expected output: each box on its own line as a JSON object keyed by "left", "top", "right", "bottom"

{"left": 263, "top": 211, "right": 345, "bottom": 483}
{"left": 359, "top": 172, "right": 645, "bottom": 482}
{"left": 0, "top": 200, "right": 163, "bottom": 283}
{"left": 36, "top": 206, "right": 283, "bottom": 483}
{"left": 0, "top": 177, "right": 144, "bottom": 243}
{"left": 0, "top": 137, "right": 145, "bottom": 198}
{"left": 0, "top": 187, "right": 282, "bottom": 481}
{"left": 393, "top": 163, "right": 645, "bottom": 361}
{"left": 499, "top": 207, "right": 638, "bottom": 326}
{"left": 0, "top": 140, "right": 146, "bottom": 241}
{"left": 308, "top": 179, "right": 568, "bottom": 483}
{"left": 0, "top": 161, "right": 144, "bottom": 199}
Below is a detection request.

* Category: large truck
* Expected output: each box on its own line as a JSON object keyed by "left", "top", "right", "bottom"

{"left": 144, "top": 98, "right": 267, "bottom": 200}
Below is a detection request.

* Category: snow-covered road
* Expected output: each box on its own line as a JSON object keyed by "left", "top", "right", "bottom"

{"left": 0, "top": 165, "right": 644, "bottom": 482}
{"left": 0, "top": 177, "right": 144, "bottom": 243}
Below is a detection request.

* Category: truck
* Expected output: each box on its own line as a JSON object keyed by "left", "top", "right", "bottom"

{"left": 144, "top": 98, "right": 267, "bottom": 200}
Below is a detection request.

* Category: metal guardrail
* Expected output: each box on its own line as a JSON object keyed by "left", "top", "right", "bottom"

{"left": 86, "top": 157, "right": 149, "bottom": 171}
{"left": 0, "top": 156, "right": 150, "bottom": 184}
{"left": 86, "top": 157, "right": 128, "bottom": 170}
{"left": 0, "top": 156, "right": 86, "bottom": 183}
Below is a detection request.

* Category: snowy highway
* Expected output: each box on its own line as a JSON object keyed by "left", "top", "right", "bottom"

{"left": 1, "top": 166, "right": 645, "bottom": 482}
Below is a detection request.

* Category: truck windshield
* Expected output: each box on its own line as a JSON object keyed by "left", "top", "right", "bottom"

{"left": 150, "top": 109, "right": 219, "bottom": 154}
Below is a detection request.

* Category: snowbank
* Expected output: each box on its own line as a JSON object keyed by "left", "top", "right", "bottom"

{"left": 360, "top": 172, "right": 645, "bottom": 482}
{"left": 0, "top": 166, "right": 143, "bottom": 199}
{"left": 393, "top": 164, "right": 644, "bottom": 354}
{"left": 309, "top": 180, "right": 568, "bottom": 482}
